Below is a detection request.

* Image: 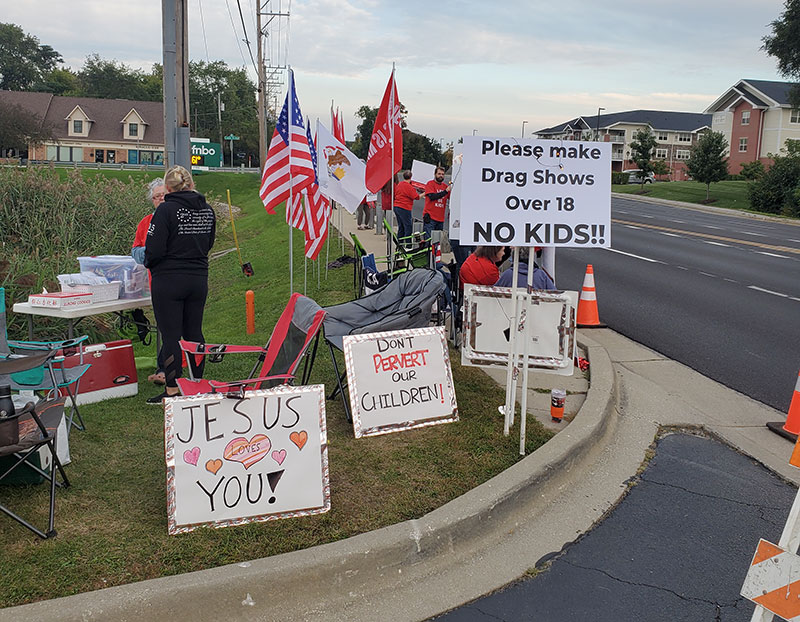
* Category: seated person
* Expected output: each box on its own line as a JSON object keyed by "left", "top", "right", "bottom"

{"left": 459, "top": 246, "right": 507, "bottom": 288}
{"left": 495, "top": 247, "right": 555, "bottom": 290}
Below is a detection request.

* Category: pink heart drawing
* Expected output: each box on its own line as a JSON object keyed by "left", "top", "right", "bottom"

{"left": 271, "top": 449, "right": 286, "bottom": 465}
{"left": 183, "top": 446, "right": 200, "bottom": 466}
{"left": 223, "top": 434, "right": 271, "bottom": 469}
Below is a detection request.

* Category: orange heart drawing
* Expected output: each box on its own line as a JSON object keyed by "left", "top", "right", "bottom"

{"left": 223, "top": 434, "right": 271, "bottom": 469}
{"left": 205, "top": 459, "right": 223, "bottom": 475}
{"left": 289, "top": 430, "right": 308, "bottom": 450}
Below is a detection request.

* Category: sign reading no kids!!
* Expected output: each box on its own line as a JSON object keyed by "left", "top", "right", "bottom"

{"left": 459, "top": 136, "right": 611, "bottom": 247}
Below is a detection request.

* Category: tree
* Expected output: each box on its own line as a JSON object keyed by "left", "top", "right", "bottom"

{"left": 763, "top": 0, "right": 800, "bottom": 107}
{"left": 0, "top": 23, "right": 62, "bottom": 90}
{"left": 629, "top": 128, "right": 657, "bottom": 189}
{"left": 686, "top": 131, "right": 729, "bottom": 200}
{"left": 37, "top": 67, "right": 80, "bottom": 95}
{"left": 402, "top": 130, "right": 443, "bottom": 170}
{"left": 747, "top": 139, "right": 800, "bottom": 217}
{"left": 0, "top": 100, "right": 54, "bottom": 157}
{"left": 75, "top": 54, "right": 158, "bottom": 101}
{"left": 651, "top": 159, "right": 671, "bottom": 178}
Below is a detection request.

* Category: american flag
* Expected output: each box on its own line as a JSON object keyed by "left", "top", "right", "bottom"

{"left": 259, "top": 70, "right": 315, "bottom": 214}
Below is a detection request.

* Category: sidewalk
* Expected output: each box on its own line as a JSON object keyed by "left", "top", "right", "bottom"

{"left": 3, "top": 216, "right": 796, "bottom": 622}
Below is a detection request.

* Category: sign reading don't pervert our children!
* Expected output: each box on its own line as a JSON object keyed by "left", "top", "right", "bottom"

{"left": 164, "top": 384, "right": 330, "bottom": 535}
{"left": 458, "top": 136, "right": 611, "bottom": 247}
{"left": 343, "top": 326, "right": 458, "bottom": 438}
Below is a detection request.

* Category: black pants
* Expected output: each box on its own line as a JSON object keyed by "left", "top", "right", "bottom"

{"left": 151, "top": 273, "right": 208, "bottom": 389}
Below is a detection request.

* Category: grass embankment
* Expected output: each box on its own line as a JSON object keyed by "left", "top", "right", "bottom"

{"left": 611, "top": 180, "right": 752, "bottom": 212}
{"left": 0, "top": 170, "right": 553, "bottom": 608}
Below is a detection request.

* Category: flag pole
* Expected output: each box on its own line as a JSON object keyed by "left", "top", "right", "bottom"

{"left": 388, "top": 63, "right": 396, "bottom": 260}
{"left": 287, "top": 67, "right": 294, "bottom": 295}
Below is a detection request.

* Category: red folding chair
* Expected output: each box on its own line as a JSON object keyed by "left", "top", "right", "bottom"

{"left": 176, "top": 294, "right": 326, "bottom": 396}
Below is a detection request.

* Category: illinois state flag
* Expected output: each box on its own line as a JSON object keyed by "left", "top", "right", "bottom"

{"left": 365, "top": 69, "right": 403, "bottom": 193}
{"left": 317, "top": 120, "right": 367, "bottom": 214}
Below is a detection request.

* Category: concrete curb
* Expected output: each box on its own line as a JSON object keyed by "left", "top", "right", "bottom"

{"left": 2, "top": 335, "right": 616, "bottom": 622}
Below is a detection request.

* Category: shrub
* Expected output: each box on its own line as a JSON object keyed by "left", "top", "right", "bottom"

{"left": 740, "top": 160, "right": 765, "bottom": 180}
{"left": 0, "top": 166, "right": 152, "bottom": 337}
{"left": 612, "top": 172, "right": 630, "bottom": 185}
{"left": 747, "top": 155, "right": 800, "bottom": 216}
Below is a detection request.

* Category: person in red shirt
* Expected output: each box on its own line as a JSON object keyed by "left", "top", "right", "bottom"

{"left": 132, "top": 178, "right": 166, "bottom": 384}
{"left": 458, "top": 246, "right": 507, "bottom": 289}
{"left": 393, "top": 170, "right": 423, "bottom": 245}
{"left": 423, "top": 166, "right": 452, "bottom": 242}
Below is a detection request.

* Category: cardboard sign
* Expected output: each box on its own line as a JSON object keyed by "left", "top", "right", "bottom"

{"left": 458, "top": 136, "right": 611, "bottom": 247}
{"left": 411, "top": 159, "right": 436, "bottom": 187}
{"left": 164, "top": 385, "right": 330, "bottom": 535}
{"left": 343, "top": 326, "right": 458, "bottom": 438}
{"left": 461, "top": 284, "right": 577, "bottom": 376}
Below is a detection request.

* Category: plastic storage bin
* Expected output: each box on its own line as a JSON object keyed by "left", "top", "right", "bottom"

{"left": 77, "top": 256, "right": 147, "bottom": 299}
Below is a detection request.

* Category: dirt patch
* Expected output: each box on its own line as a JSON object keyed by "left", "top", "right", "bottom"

{"left": 209, "top": 200, "right": 242, "bottom": 221}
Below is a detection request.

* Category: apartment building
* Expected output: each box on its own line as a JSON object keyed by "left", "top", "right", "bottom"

{"left": 535, "top": 110, "right": 712, "bottom": 180}
{"left": 705, "top": 79, "right": 800, "bottom": 174}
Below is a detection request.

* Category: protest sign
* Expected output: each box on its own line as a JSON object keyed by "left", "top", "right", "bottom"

{"left": 343, "top": 326, "right": 458, "bottom": 438}
{"left": 164, "top": 385, "right": 330, "bottom": 535}
{"left": 458, "top": 136, "right": 611, "bottom": 246}
{"left": 461, "top": 284, "right": 577, "bottom": 376}
{"left": 411, "top": 159, "right": 436, "bottom": 188}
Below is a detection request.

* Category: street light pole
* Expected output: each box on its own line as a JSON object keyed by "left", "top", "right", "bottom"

{"left": 595, "top": 107, "right": 605, "bottom": 141}
{"left": 521, "top": 120, "right": 528, "bottom": 138}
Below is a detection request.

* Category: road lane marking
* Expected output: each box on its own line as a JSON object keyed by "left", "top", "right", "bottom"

{"left": 702, "top": 224, "right": 722, "bottom": 229}
{"left": 667, "top": 219, "right": 686, "bottom": 224}
{"left": 659, "top": 232, "right": 681, "bottom": 237}
{"left": 604, "top": 248, "right": 663, "bottom": 263}
{"left": 638, "top": 214, "right": 655, "bottom": 218}
{"left": 612, "top": 219, "right": 800, "bottom": 255}
{"left": 742, "top": 231, "right": 767, "bottom": 237}
{"left": 699, "top": 272, "right": 716, "bottom": 277}
{"left": 756, "top": 251, "right": 791, "bottom": 259}
{"left": 748, "top": 286, "right": 795, "bottom": 300}
{"left": 705, "top": 241, "right": 731, "bottom": 247}
{"left": 622, "top": 225, "right": 641, "bottom": 230}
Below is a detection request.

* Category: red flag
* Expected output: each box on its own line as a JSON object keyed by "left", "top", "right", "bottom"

{"left": 365, "top": 70, "right": 402, "bottom": 192}
{"left": 259, "top": 70, "right": 315, "bottom": 214}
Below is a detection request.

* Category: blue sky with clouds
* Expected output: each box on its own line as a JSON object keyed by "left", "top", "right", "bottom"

{"left": 4, "top": 0, "right": 788, "bottom": 144}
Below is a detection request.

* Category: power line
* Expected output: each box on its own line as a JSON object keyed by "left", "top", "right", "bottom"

{"left": 224, "top": 0, "right": 249, "bottom": 68}
{"left": 236, "top": 0, "right": 260, "bottom": 79}
{"left": 197, "top": 0, "right": 210, "bottom": 63}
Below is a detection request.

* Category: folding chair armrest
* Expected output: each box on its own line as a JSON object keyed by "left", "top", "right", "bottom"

{"left": 9, "top": 335, "right": 88, "bottom": 351}
{"left": 207, "top": 374, "right": 294, "bottom": 392}
{"left": 178, "top": 340, "right": 265, "bottom": 356}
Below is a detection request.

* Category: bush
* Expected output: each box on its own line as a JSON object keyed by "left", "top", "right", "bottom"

{"left": 612, "top": 172, "right": 630, "bottom": 185}
{"left": 747, "top": 155, "right": 800, "bottom": 216}
{"left": 740, "top": 160, "right": 765, "bottom": 180}
{"left": 726, "top": 174, "right": 744, "bottom": 181}
{"left": 0, "top": 166, "right": 152, "bottom": 337}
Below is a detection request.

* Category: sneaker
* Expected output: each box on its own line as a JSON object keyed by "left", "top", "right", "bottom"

{"left": 146, "top": 390, "right": 179, "bottom": 405}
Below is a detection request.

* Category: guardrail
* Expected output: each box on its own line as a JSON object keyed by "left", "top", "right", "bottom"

{"left": 2, "top": 161, "right": 260, "bottom": 174}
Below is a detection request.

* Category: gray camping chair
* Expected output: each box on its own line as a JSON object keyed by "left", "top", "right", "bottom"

{"left": 322, "top": 268, "right": 448, "bottom": 421}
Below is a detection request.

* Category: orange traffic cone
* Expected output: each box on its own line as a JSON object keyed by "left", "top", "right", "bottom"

{"left": 769, "top": 369, "right": 800, "bottom": 442}
{"left": 576, "top": 264, "right": 605, "bottom": 328}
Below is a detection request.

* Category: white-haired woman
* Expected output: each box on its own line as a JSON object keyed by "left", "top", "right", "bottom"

{"left": 144, "top": 166, "right": 216, "bottom": 403}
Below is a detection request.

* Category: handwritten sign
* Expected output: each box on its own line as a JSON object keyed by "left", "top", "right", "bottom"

{"left": 164, "top": 385, "right": 330, "bottom": 535}
{"left": 461, "top": 284, "right": 577, "bottom": 376}
{"left": 343, "top": 326, "right": 458, "bottom": 438}
{"left": 458, "top": 136, "right": 611, "bottom": 246}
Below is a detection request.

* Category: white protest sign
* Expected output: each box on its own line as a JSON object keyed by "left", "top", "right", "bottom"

{"left": 459, "top": 136, "right": 611, "bottom": 246}
{"left": 461, "top": 284, "right": 577, "bottom": 376}
{"left": 343, "top": 326, "right": 458, "bottom": 438}
{"left": 411, "top": 159, "right": 436, "bottom": 186}
{"left": 448, "top": 145, "right": 464, "bottom": 238}
{"left": 164, "top": 385, "right": 330, "bottom": 534}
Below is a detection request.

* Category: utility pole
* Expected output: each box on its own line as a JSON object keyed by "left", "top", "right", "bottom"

{"left": 256, "top": 7, "right": 266, "bottom": 169}
{"left": 162, "top": 0, "right": 190, "bottom": 170}
{"left": 256, "top": 0, "right": 290, "bottom": 165}
{"left": 217, "top": 92, "right": 224, "bottom": 152}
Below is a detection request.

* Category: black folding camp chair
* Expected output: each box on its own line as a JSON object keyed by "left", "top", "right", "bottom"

{"left": 0, "top": 352, "right": 70, "bottom": 539}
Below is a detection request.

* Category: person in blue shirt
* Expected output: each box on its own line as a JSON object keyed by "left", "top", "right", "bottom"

{"left": 495, "top": 247, "right": 555, "bottom": 290}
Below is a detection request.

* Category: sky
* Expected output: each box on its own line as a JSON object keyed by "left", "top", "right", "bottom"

{"left": 4, "top": 0, "right": 790, "bottom": 146}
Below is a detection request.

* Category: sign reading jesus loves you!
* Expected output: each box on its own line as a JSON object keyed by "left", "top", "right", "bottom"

{"left": 164, "top": 385, "right": 329, "bottom": 534}
{"left": 343, "top": 326, "right": 458, "bottom": 437}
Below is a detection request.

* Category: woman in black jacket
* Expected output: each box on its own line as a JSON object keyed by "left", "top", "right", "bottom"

{"left": 144, "top": 165, "right": 216, "bottom": 403}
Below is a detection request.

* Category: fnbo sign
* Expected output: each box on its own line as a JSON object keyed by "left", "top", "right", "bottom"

{"left": 190, "top": 138, "right": 222, "bottom": 169}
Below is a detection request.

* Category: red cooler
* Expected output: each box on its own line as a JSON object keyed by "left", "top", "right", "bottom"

{"left": 61, "top": 339, "right": 138, "bottom": 405}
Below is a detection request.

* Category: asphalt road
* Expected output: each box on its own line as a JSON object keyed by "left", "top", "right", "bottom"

{"left": 553, "top": 197, "right": 800, "bottom": 411}
{"left": 432, "top": 433, "right": 795, "bottom": 622}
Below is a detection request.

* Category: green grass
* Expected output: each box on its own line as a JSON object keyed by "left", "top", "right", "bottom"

{"left": 611, "top": 180, "right": 753, "bottom": 212}
{"left": 0, "top": 171, "right": 554, "bottom": 608}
